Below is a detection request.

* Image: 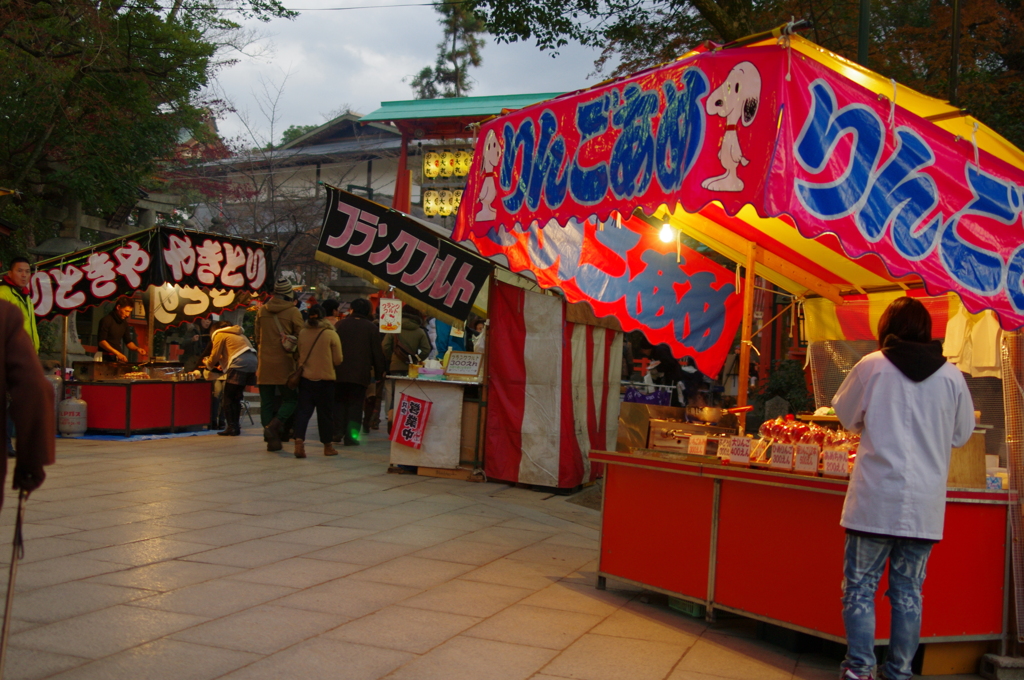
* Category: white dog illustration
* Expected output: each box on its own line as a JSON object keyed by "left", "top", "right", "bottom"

{"left": 701, "top": 61, "right": 761, "bottom": 192}
{"left": 475, "top": 129, "right": 502, "bottom": 221}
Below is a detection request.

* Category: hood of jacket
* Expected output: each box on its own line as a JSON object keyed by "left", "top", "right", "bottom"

{"left": 264, "top": 296, "right": 297, "bottom": 314}
{"left": 401, "top": 314, "right": 421, "bottom": 331}
{"left": 881, "top": 336, "right": 947, "bottom": 382}
{"left": 212, "top": 325, "right": 246, "bottom": 339}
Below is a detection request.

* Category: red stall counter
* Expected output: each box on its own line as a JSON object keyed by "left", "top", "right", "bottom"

{"left": 77, "top": 381, "right": 212, "bottom": 436}
{"left": 590, "top": 450, "right": 1010, "bottom": 646}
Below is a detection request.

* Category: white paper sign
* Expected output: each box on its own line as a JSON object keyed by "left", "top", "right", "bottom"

{"left": 728, "top": 437, "right": 752, "bottom": 465}
{"left": 687, "top": 434, "right": 708, "bottom": 456}
{"left": 795, "top": 444, "right": 820, "bottom": 474}
{"left": 770, "top": 443, "right": 795, "bottom": 470}
{"left": 822, "top": 447, "right": 850, "bottom": 478}
{"left": 444, "top": 351, "right": 483, "bottom": 379}
{"left": 379, "top": 299, "right": 403, "bottom": 334}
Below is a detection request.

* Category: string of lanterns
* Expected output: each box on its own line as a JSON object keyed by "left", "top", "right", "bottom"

{"left": 422, "top": 148, "right": 472, "bottom": 217}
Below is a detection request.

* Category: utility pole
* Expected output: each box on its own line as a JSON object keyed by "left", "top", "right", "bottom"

{"left": 949, "top": 0, "right": 962, "bottom": 106}
{"left": 857, "top": 0, "right": 870, "bottom": 67}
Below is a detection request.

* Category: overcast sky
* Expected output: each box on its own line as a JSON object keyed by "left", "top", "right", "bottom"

{"left": 211, "top": 1, "right": 614, "bottom": 146}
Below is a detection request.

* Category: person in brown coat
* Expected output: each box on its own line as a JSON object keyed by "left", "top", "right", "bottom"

{"left": 0, "top": 300, "right": 53, "bottom": 498}
{"left": 255, "top": 278, "right": 304, "bottom": 451}
{"left": 332, "top": 298, "right": 386, "bottom": 445}
{"left": 292, "top": 305, "right": 343, "bottom": 459}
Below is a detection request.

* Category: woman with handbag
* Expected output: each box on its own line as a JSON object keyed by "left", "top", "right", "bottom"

{"left": 290, "top": 305, "right": 343, "bottom": 458}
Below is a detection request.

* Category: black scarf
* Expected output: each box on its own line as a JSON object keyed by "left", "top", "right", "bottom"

{"left": 880, "top": 335, "right": 947, "bottom": 382}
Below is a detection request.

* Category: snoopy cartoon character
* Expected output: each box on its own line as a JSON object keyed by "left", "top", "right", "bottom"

{"left": 701, "top": 61, "right": 761, "bottom": 192}
{"left": 474, "top": 129, "right": 502, "bottom": 221}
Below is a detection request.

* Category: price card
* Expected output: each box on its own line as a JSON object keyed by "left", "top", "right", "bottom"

{"left": 444, "top": 351, "right": 483, "bottom": 380}
{"left": 687, "top": 434, "right": 708, "bottom": 456}
{"left": 770, "top": 443, "right": 794, "bottom": 470}
{"left": 822, "top": 447, "right": 850, "bottom": 478}
{"left": 728, "top": 437, "right": 751, "bottom": 466}
{"left": 794, "top": 444, "right": 820, "bottom": 474}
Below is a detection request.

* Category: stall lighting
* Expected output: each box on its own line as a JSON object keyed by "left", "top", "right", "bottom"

{"left": 659, "top": 224, "right": 675, "bottom": 243}
{"left": 423, "top": 151, "right": 441, "bottom": 179}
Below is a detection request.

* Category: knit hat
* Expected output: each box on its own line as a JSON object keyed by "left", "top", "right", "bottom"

{"left": 274, "top": 277, "right": 294, "bottom": 298}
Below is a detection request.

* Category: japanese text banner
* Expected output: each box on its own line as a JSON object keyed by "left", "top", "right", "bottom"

{"left": 316, "top": 187, "right": 492, "bottom": 326}
{"left": 453, "top": 44, "right": 1024, "bottom": 331}
{"left": 31, "top": 227, "right": 272, "bottom": 321}
{"left": 461, "top": 215, "right": 742, "bottom": 378}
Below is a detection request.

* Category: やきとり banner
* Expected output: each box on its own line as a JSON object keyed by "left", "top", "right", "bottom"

{"left": 454, "top": 41, "right": 1024, "bottom": 334}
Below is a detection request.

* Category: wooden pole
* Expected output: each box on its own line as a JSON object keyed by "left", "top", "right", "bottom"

{"left": 737, "top": 243, "right": 758, "bottom": 417}
{"left": 147, "top": 286, "right": 156, "bottom": 358}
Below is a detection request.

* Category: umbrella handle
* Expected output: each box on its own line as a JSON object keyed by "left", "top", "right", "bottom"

{"left": 0, "top": 489, "right": 28, "bottom": 678}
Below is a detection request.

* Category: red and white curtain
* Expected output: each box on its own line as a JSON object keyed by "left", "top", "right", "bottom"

{"left": 485, "top": 281, "right": 621, "bottom": 488}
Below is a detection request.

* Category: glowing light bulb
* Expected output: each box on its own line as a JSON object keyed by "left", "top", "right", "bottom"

{"left": 659, "top": 224, "right": 675, "bottom": 243}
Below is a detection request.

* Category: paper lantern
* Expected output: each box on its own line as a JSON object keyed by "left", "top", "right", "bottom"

{"left": 437, "top": 190, "right": 454, "bottom": 217}
{"left": 438, "top": 150, "right": 455, "bottom": 178}
{"left": 422, "top": 190, "right": 440, "bottom": 216}
{"left": 452, "top": 189, "right": 463, "bottom": 211}
{"left": 454, "top": 150, "right": 472, "bottom": 176}
{"left": 422, "top": 151, "right": 441, "bottom": 179}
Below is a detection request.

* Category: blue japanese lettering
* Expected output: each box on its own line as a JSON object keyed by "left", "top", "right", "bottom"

{"left": 525, "top": 110, "right": 569, "bottom": 211}
{"left": 610, "top": 84, "right": 659, "bottom": 199}
{"left": 500, "top": 120, "right": 534, "bottom": 214}
{"left": 656, "top": 68, "right": 709, "bottom": 193}
{"left": 569, "top": 91, "right": 616, "bottom": 205}
{"left": 1007, "top": 245, "right": 1024, "bottom": 313}
{"left": 795, "top": 79, "right": 885, "bottom": 220}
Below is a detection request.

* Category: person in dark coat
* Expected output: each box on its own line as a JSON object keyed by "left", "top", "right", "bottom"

{"left": 0, "top": 300, "right": 53, "bottom": 499}
{"left": 332, "top": 298, "right": 386, "bottom": 445}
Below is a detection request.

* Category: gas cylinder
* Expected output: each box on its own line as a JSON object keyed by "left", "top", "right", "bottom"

{"left": 44, "top": 370, "right": 62, "bottom": 432}
{"left": 58, "top": 388, "right": 88, "bottom": 437}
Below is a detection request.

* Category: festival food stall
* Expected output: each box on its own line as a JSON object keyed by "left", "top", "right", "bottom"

{"left": 451, "top": 28, "right": 1024, "bottom": 669}
{"left": 31, "top": 226, "right": 273, "bottom": 436}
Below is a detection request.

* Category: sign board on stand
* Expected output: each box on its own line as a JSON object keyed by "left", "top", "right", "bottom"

{"left": 444, "top": 351, "right": 483, "bottom": 382}
{"left": 822, "top": 447, "right": 851, "bottom": 478}
{"left": 379, "top": 299, "right": 402, "bottom": 334}
{"left": 687, "top": 434, "right": 708, "bottom": 456}
{"left": 728, "top": 436, "right": 751, "bottom": 466}
{"left": 795, "top": 444, "right": 821, "bottom": 474}
{"left": 770, "top": 443, "right": 795, "bottom": 471}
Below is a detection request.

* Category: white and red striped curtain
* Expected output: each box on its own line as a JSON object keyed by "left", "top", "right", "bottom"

{"left": 485, "top": 281, "right": 621, "bottom": 488}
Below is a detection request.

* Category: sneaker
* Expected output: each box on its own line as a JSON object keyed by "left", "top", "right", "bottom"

{"left": 841, "top": 670, "right": 874, "bottom": 680}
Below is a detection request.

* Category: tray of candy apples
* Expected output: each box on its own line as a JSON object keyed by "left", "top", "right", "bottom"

{"left": 757, "top": 414, "right": 860, "bottom": 472}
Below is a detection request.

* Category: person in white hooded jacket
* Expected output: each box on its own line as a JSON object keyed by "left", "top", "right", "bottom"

{"left": 832, "top": 297, "right": 975, "bottom": 680}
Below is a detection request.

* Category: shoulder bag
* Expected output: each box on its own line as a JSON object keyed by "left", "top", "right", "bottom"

{"left": 286, "top": 329, "right": 325, "bottom": 390}
{"left": 272, "top": 311, "right": 298, "bottom": 353}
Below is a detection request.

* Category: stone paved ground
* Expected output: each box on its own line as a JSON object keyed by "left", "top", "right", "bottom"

{"left": 0, "top": 423, "right": 983, "bottom": 680}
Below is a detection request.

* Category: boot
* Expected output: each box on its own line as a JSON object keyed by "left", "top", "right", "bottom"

{"left": 265, "top": 418, "right": 283, "bottom": 452}
{"left": 293, "top": 438, "right": 306, "bottom": 458}
{"left": 217, "top": 401, "right": 240, "bottom": 436}
{"left": 324, "top": 442, "right": 338, "bottom": 456}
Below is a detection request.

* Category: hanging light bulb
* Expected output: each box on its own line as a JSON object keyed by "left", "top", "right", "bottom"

{"left": 659, "top": 223, "right": 675, "bottom": 243}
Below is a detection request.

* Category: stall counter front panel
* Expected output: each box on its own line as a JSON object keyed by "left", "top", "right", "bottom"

{"left": 591, "top": 451, "right": 1009, "bottom": 645}
{"left": 78, "top": 381, "right": 212, "bottom": 436}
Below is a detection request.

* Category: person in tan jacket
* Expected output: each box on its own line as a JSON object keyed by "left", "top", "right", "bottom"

{"left": 255, "top": 278, "right": 304, "bottom": 451}
{"left": 205, "top": 322, "right": 257, "bottom": 436}
{"left": 292, "top": 305, "right": 343, "bottom": 458}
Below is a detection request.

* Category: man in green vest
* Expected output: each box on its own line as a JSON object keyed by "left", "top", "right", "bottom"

{"left": 0, "top": 257, "right": 38, "bottom": 351}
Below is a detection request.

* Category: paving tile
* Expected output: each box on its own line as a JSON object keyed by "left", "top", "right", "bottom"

{"left": 305, "top": 539, "right": 419, "bottom": 565}
{"left": 369, "top": 524, "right": 466, "bottom": 547}
{"left": 412, "top": 538, "right": 519, "bottom": 565}
{"left": 324, "top": 511, "right": 419, "bottom": 531}
{"left": 1, "top": 647, "right": 88, "bottom": 680}
{"left": 11, "top": 604, "right": 205, "bottom": 659}
{"left": 152, "top": 510, "right": 252, "bottom": 529}
{"left": 519, "top": 582, "right": 635, "bottom": 617}
{"left": 386, "top": 635, "right": 557, "bottom": 680}
{"left": 238, "top": 510, "right": 340, "bottom": 530}
{"left": 461, "top": 526, "right": 553, "bottom": 549}
{"left": 11, "top": 581, "right": 154, "bottom": 624}
{"left": 16, "top": 555, "right": 127, "bottom": 591}
{"left": 668, "top": 634, "right": 797, "bottom": 680}
{"left": 40, "top": 508, "right": 158, "bottom": 531}
{"left": 275, "top": 577, "right": 419, "bottom": 617}
{"left": 219, "top": 637, "right": 413, "bottom": 680}
{"left": 541, "top": 633, "right": 686, "bottom": 680}
{"left": 79, "top": 537, "right": 212, "bottom": 566}
{"left": 460, "top": 558, "right": 576, "bottom": 591}
{"left": 589, "top": 604, "right": 702, "bottom": 646}
{"left": 504, "top": 543, "right": 598, "bottom": 571}
{"left": 86, "top": 559, "right": 243, "bottom": 591}
{"left": 17, "top": 536, "right": 99, "bottom": 563}
{"left": 401, "top": 579, "right": 532, "bottom": 618}
{"left": 326, "top": 605, "right": 480, "bottom": 653}
{"left": 168, "top": 523, "right": 284, "bottom": 546}
{"left": 218, "top": 500, "right": 306, "bottom": 516}
{"left": 349, "top": 556, "right": 473, "bottom": 589}
{"left": 46, "top": 639, "right": 261, "bottom": 680}
{"left": 130, "top": 578, "right": 295, "bottom": 617}
{"left": 464, "top": 604, "right": 602, "bottom": 650}
{"left": 270, "top": 525, "right": 373, "bottom": 546}
{"left": 413, "top": 512, "right": 505, "bottom": 532}
{"left": 171, "top": 604, "right": 347, "bottom": 654}
{"left": 228, "top": 557, "right": 364, "bottom": 588}
{"left": 65, "top": 521, "right": 188, "bottom": 545}
{"left": 180, "top": 538, "right": 316, "bottom": 568}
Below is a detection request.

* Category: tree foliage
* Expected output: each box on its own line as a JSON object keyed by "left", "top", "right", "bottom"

{"left": 411, "top": 1, "right": 487, "bottom": 99}
{"left": 0, "top": 0, "right": 296, "bottom": 231}
{"left": 279, "top": 124, "right": 320, "bottom": 147}
{"left": 469, "top": 0, "right": 1024, "bottom": 149}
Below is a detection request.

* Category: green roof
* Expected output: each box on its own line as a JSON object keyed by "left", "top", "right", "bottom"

{"left": 361, "top": 93, "right": 563, "bottom": 122}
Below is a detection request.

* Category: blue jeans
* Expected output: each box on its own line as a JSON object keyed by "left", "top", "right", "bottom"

{"left": 842, "top": 532, "right": 933, "bottom": 680}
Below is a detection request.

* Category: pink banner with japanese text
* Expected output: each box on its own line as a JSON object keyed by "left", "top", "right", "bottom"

{"left": 453, "top": 43, "right": 1024, "bottom": 334}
